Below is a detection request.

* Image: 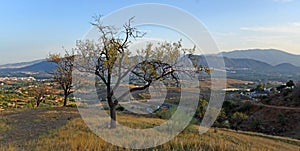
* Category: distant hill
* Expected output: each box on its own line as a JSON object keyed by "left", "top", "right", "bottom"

{"left": 190, "top": 55, "right": 300, "bottom": 81}
{"left": 220, "top": 49, "right": 300, "bottom": 67}
{"left": 0, "top": 59, "right": 44, "bottom": 69}
{"left": 275, "top": 63, "right": 300, "bottom": 73}
{"left": 0, "top": 60, "right": 57, "bottom": 78}
{"left": 191, "top": 55, "right": 300, "bottom": 72}
{"left": 0, "top": 61, "right": 56, "bottom": 73}
{"left": 16, "top": 61, "right": 57, "bottom": 72}
{"left": 1, "top": 54, "right": 299, "bottom": 81}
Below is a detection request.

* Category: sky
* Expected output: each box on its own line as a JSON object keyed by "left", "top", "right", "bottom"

{"left": 0, "top": 0, "right": 300, "bottom": 65}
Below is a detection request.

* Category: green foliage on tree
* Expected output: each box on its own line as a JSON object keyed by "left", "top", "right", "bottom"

{"left": 276, "top": 85, "right": 286, "bottom": 91}
{"left": 256, "top": 84, "right": 265, "bottom": 92}
{"left": 231, "top": 112, "right": 248, "bottom": 130}
{"left": 277, "top": 112, "right": 287, "bottom": 126}
{"left": 196, "top": 99, "right": 208, "bottom": 119}
{"left": 286, "top": 80, "right": 295, "bottom": 88}
{"left": 232, "top": 112, "right": 248, "bottom": 121}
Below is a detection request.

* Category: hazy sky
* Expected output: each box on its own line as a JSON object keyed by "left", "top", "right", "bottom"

{"left": 0, "top": 0, "right": 300, "bottom": 65}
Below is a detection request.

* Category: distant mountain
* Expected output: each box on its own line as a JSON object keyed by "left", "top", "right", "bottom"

{"left": 190, "top": 55, "right": 300, "bottom": 81}
{"left": 220, "top": 49, "right": 300, "bottom": 67}
{"left": 192, "top": 55, "right": 275, "bottom": 72}
{"left": 0, "top": 59, "right": 44, "bottom": 69}
{"left": 274, "top": 63, "right": 300, "bottom": 73}
{"left": 1, "top": 55, "right": 299, "bottom": 81}
{"left": 16, "top": 61, "right": 57, "bottom": 72}
{"left": 0, "top": 60, "right": 56, "bottom": 73}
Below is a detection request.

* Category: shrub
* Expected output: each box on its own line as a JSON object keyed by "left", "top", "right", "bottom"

{"left": 183, "top": 118, "right": 199, "bottom": 132}
{"left": 277, "top": 112, "right": 287, "bottom": 126}
{"left": 116, "top": 105, "right": 125, "bottom": 111}
{"left": 155, "top": 106, "right": 176, "bottom": 119}
{"left": 231, "top": 112, "right": 248, "bottom": 130}
{"left": 196, "top": 99, "right": 208, "bottom": 119}
{"left": 282, "top": 89, "right": 292, "bottom": 96}
{"left": 237, "top": 101, "right": 252, "bottom": 112}
{"left": 277, "top": 85, "right": 286, "bottom": 91}
{"left": 69, "top": 97, "right": 76, "bottom": 102}
{"left": 232, "top": 112, "right": 248, "bottom": 120}
{"left": 26, "top": 102, "right": 34, "bottom": 108}
{"left": 137, "top": 94, "right": 145, "bottom": 99}
{"left": 66, "top": 102, "right": 77, "bottom": 108}
{"left": 2, "top": 102, "right": 8, "bottom": 108}
{"left": 211, "top": 109, "right": 228, "bottom": 128}
{"left": 250, "top": 119, "right": 262, "bottom": 129}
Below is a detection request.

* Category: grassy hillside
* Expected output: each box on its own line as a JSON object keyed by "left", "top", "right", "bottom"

{"left": 1, "top": 108, "right": 299, "bottom": 151}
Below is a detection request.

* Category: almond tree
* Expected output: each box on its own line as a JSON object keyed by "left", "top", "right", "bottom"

{"left": 75, "top": 17, "right": 210, "bottom": 128}
{"left": 32, "top": 83, "right": 48, "bottom": 107}
{"left": 48, "top": 52, "right": 74, "bottom": 107}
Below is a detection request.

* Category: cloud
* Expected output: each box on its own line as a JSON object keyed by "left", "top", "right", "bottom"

{"left": 272, "top": 0, "right": 294, "bottom": 2}
{"left": 240, "top": 22, "right": 300, "bottom": 34}
{"left": 211, "top": 23, "right": 300, "bottom": 54}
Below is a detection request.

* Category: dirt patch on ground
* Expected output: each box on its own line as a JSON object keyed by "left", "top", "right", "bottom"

{"left": 0, "top": 107, "right": 80, "bottom": 146}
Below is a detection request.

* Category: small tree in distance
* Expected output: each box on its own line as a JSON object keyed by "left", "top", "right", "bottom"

{"left": 286, "top": 80, "right": 295, "bottom": 88}
{"left": 48, "top": 52, "right": 74, "bottom": 107}
{"left": 231, "top": 112, "right": 248, "bottom": 131}
{"left": 32, "top": 83, "right": 48, "bottom": 107}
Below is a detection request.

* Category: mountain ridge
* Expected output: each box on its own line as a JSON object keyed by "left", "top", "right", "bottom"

{"left": 1, "top": 49, "right": 299, "bottom": 81}
{"left": 220, "top": 49, "right": 300, "bottom": 67}
{"left": 0, "top": 59, "right": 45, "bottom": 69}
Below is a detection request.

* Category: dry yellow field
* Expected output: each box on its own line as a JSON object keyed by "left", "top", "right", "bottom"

{"left": 1, "top": 108, "right": 299, "bottom": 151}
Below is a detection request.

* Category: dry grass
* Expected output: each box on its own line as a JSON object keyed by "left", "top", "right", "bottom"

{"left": 199, "top": 78, "right": 251, "bottom": 89}
{"left": 0, "top": 108, "right": 299, "bottom": 151}
{"left": 0, "top": 118, "right": 10, "bottom": 133}
{"left": 1, "top": 113, "right": 298, "bottom": 151}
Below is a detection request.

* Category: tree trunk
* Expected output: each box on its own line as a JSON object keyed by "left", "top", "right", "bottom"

{"left": 110, "top": 105, "right": 117, "bottom": 129}
{"left": 36, "top": 100, "right": 40, "bottom": 107}
{"left": 107, "top": 94, "right": 117, "bottom": 128}
{"left": 63, "top": 93, "right": 68, "bottom": 107}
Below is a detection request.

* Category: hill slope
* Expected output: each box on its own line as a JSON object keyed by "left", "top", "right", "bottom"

{"left": 0, "top": 61, "right": 56, "bottom": 73}
{"left": 0, "top": 59, "right": 44, "bottom": 69}
{"left": 220, "top": 49, "right": 300, "bottom": 67}
{"left": 0, "top": 108, "right": 299, "bottom": 150}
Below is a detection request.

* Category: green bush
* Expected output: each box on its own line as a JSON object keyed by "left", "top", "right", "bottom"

{"left": 69, "top": 97, "right": 76, "bottom": 102}
{"left": 196, "top": 99, "right": 208, "bottom": 119}
{"left": 232, "top": 112, "right": 248, "bottom": 120}
{"left": 183, "top": 118, "right": 199, "bottom": 132}
{"left": 237, "top": 101, "right": 252, "bottom": 112}
{"left": 66, "top": 102, "right": 77, "bottom": 108}
{"left": 277, "top": 112, "right": 287, "bottom": 126}
{"left": 250, "top": 119, "right": 262, "bottom": 129}
{"left": 155, "top": 107, "right": 176, "bottom": 119}
{"left": 231, "top": 112, "right": 248, "bottom": 130}
{"left": 116, "top": 105, "right": 125, "bottom": 111}
{"left": 137, "top": 94, "right": 145, "bottom": 99}
{"left": 282, "top": 89, "right": 292, "bottom": 97}
{"left": 2, "top": 102, "right": 8, "bottom": 108}
{"left": 26, "top": 102, "right": 35, "bottom": 108}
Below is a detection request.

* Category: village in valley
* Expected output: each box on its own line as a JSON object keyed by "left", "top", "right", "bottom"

{"left": 0, "top": 76, "right": 69, "bottom": 110}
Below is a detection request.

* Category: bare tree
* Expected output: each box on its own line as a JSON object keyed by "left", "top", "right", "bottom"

{"left": 48, "top": 52, "right": 74, "bottom": 107}
{"left": 75, "top": 16, "right": 210, "bottom": 128}
{"left": 32, "top": 83, "right": 48, "bottom": 107}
